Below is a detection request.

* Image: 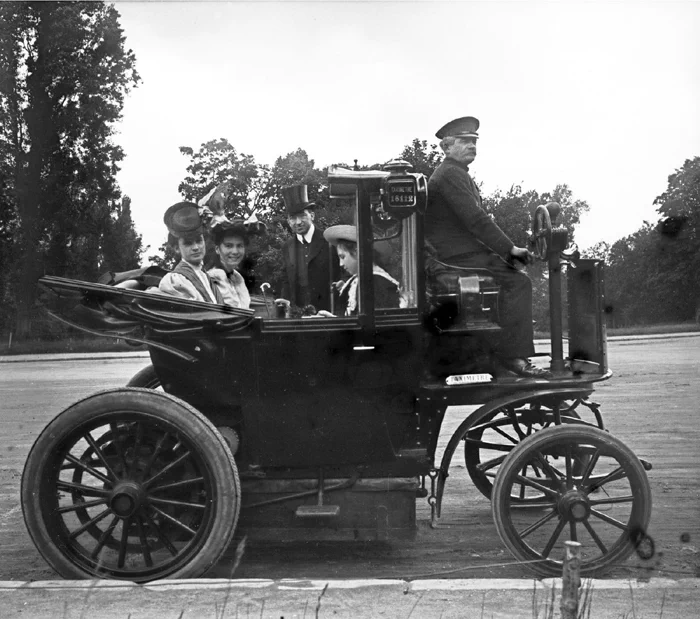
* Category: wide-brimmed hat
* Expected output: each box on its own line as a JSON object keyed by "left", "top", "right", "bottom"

{"left": 211, "top": 217, "right": 267, "bottom": 244}
{"left": 282, "top": 184, "right": 315, "bottom": 216}
{"left": 164, "top": 202, "right": 204, "bottom": 239}
{"left": 323, "top": 225, "right": 357, "bottom": 246}
{"left": 324, "top": 225, "right": 395, "bottom": 262}
{"left": 435, "top": 116, "right": 480, "bottom": 140}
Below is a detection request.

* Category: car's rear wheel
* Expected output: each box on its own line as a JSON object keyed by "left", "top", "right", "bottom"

{"left": 22, "top": 388, "right": 240, "bottom": 582}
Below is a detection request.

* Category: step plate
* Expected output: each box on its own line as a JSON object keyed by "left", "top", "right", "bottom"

{"left": 295, "top": 505, "right": 341, "bottom": 518}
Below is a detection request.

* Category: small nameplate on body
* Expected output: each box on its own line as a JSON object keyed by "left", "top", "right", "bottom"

{"left": 445, "top": 373, "right": 493, "bottom": 385}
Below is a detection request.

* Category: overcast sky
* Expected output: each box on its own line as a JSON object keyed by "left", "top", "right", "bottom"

{"left": 112, "top": 0, "right": 700, "bottom": 256}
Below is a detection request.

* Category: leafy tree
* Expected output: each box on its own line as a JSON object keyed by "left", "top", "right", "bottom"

{"left": 398, "top": 138, "right": 443, "bottom": 177}
{"left": 652, "top": 156, "right": 700, "bottom": 320}
{"left": 100, "top": 196, "right": 144, "bottom": 273}
{"left": 595, "top": 157, "right": 700, "bottom": 326}
{"left": 178, "top": 138, "right": 270, "bottom": 218}
{"left": 0, "top": 1, "right": 140, "bottom": 337}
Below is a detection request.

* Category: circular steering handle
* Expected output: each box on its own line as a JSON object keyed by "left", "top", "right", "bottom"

{"left": 532, "top": 205, "right": 553, "bottom": 260}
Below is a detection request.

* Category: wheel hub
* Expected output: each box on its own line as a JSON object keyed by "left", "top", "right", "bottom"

{"left": 558, "top": 490, "right": 590, "bottom": 521}
{"left": 109, "top": 481, "right": 145, "bottom": 518}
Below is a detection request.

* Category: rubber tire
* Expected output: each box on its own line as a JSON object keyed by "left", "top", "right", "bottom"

{"left": 21, "top": 388, "right": 240, "bottom": 582}
{"left": 126, "top": 364, "right": 161, "bottom": 389}
{"left": 491, "top": 425, "right": 651, "bottom": 577}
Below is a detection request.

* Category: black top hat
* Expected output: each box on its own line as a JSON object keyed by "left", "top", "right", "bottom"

{"left": 435, "top": 116, "right": 480, "bottom": 140}
{"left": 281, "top": 184, "right": 315, "bottom": 216}
{"left": 163, "top": 202, "right": 204, "bottom": 238}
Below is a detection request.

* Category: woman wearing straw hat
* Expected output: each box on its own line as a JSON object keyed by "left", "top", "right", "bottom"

{"left": 323, "top": 225, "right": 401, "bottom": 316}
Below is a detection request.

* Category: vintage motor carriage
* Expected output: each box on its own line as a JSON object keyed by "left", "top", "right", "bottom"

{"left": 23, "top": 163, "right": 652, "bottom": 583}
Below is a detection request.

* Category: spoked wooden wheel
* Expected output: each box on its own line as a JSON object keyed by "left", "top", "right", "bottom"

{"left": 491, "top": 425, "right": 651, "bottom": 577}
{"left": 127, "top": 364, "right": 161, "bottom": 390}
{"left": 464, "top": 400, "right": 597, "bottom": 501}
{"left": 21, "top": 388, "right": 240, "bottom": 582}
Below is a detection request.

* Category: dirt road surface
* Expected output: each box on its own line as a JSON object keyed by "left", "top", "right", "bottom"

{"left": 1, "top": 337, "right": 698, "bottom": 582}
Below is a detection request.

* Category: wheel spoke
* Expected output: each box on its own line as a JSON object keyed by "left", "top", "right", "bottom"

{"left": 513, "top": 474, "right": 561, "bottom": 499}
{"left": 90, "top": 515, "right": 120, "bottom": 559}
{"left": 476, "top": 454, "right": 507, "bottom": 473}
{"left": 564, "top": 445, "right": 574, "bottom": 489}
{"left": 579, "top": 448, "right": 601, "bottom": 488}
{"left": 136, "top": 515, "right": 153, "bottom": 567}
{"left": 492, "top": 426, "right": 519, "bottom": 445}
{"left": 118, "top": 516, "right": 132, "bottom": 568}
{"left": 141, "top": 508, "right": 178, "bottom": 556}
{"left": 507, "top": 419, "right": 527, "bottom": 441}
{"left": 65, "top": 454, "right": 113, "bottom": 486}
{"left": 465, "top": 439, "right": 513, "bottom": 453}
{"left": 583, "top": 518, "right": 609, "bottom": 554}
{"left": 148, "top": 496, "right": 206, "bottom": 510}
{"left": 519, "top": 509, "right": 558, "bottom": 538}
{"left": 519, "top": 466, "right": 527, "bottom": 500}
{"left": 141, "top": 431, "right": 170, "bottom": 480}
{"left": 83, "top": 433, "right": 120, "bottom": 482}
{"left": 569, "top": 519, "right": 577, "bottom": 541}
{"left": 531, "top": 452, "right": 566, "bottom": 481}
{"left": 109, "top": 423, "right": 130, "bottom": 473}
{"left": 149, "top": 505, "right": 197, "bottom": 537}
{"left": 589, "top": 508, "right": 629, "bottom": 531}
{"left": 68, "top": 507, "right": 113, "bottom": 539}
{"left": 57, "top": 498, "right": 108, "bottom": 514}
{"left": 588, "top": 466, "right": 626, "bottom": 492}
{"left": 541, "top": 516, "right": 567, "bottom": 558}
{"left": 588, "top": 495, "right": 634, "bottom": 506}
{"left": 128, "top": 422, "right": 145, "bottom": 476}
{"left": 149, "top": 477, "right": 205, "bottom": 493}
{"left": 57, "top": 480, "right": 110, "bottom": 497}
{"left": 143, "top": 450, "right": 192, "bottom": 489}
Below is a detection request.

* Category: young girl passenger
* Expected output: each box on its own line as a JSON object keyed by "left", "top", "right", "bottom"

{"left": 322, "top": 225, "right": 401, "bottom": 315}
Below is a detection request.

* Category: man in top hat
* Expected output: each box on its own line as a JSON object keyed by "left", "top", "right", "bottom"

{"left": 158, "top": 201, "right": 225, "bottom": 304}
{"left": 276, "top": 184, "right": 332, "bottom": 312}
{"left": 425, "top": 116, "right": 547, "bottom": 378}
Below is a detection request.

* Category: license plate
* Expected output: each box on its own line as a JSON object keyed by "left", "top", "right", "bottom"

{"left": 446, "top": 373, "right": 493, "bottom": 385}
{"left": 387, "top": 180, "right": 416, "bottom": 207}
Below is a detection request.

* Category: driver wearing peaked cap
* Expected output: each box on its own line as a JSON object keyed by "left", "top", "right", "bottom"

{"left": 435, "top": 116, "right": 480, "bottom": 140}
{"left": 425, "top": 116, "right": 549, "bottom": 378}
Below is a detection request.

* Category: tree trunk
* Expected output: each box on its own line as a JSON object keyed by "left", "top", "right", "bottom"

{"left": 13, "top": 3, "right": 54, "bottom": 339}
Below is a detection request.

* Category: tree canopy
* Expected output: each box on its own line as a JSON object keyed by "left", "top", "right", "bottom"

{"left": 0, "top": 1, "right": 142, "bottom": 336}
{"left": 591, "top": 156, "right": 700, "bottom": 326}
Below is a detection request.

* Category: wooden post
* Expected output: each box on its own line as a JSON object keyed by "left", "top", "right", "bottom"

{"left": 561, "top": 540, "right": 582, "bottom": 619}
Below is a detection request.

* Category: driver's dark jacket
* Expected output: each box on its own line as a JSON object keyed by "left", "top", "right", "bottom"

{"left": 425, "top": 157, "right": 535, "bottom": 360}
{"left": 426, "top": 158, "right": 513, "bottom": 260}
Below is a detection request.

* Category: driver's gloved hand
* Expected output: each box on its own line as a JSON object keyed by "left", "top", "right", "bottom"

{"left": 509, "top": 246, "right": 534, "bottom": 266}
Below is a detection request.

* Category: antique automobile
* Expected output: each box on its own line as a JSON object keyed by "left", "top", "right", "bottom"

{"left": 23, "top": 162, "right": 652, "bottom": 583}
